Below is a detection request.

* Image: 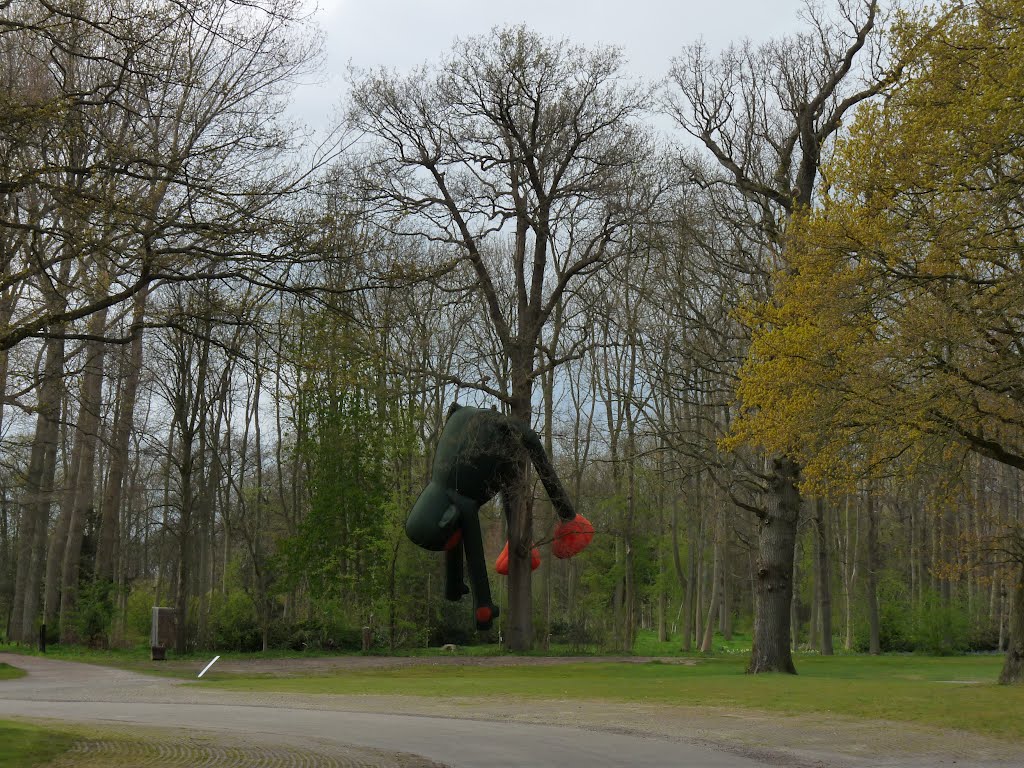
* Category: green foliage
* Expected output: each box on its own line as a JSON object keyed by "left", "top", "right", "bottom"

{"left": 123, "top": 582, "right": 156, "bottom": 646}
{"left": 910, "top": 591, "right": 971, "bottom": 656}
{"left": 967, "top": 619, "right": 1001, "bottom": 653}
{"left": 206, "top": 589, "right": 261, "bottom": 652}
{"left": 548, "top": 612, "right": 606, "bottom": 652}
{"left": 854, "top": 581, "right": 971, "bottom": 655}
{"left": 282, "top": 311, "right": 418, "bottom": 630}
{"left": 283, "top": 597, "right": 365, "bottom": 651}
{"left": 854, "top": 574, "right": 913, "bottom": 653}
{"left": 731, "top": 0, "right": 1024, "bottom": 494}
{"left": 74, "top": 580, "right": 115, "bottom": 647}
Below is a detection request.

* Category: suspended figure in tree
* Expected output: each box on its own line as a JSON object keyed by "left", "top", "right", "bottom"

{"left": 405, "top": 404, "right": 594, "bottom": 630}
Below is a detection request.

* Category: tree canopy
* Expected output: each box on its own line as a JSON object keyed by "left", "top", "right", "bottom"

{"left": 734, "top": 0, "right": 1024, "bottom": 489}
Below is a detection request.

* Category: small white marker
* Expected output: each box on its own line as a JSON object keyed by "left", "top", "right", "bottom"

{"left": 198, "top": 655, "right": 221, "bottom": 678}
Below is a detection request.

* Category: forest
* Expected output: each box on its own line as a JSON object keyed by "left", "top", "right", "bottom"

{"left": 1, "top": 0, "right": 1022, "bottom": 684}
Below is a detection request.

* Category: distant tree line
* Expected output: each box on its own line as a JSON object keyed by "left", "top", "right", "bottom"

{"left": 1, "top": 0, "right": 1022, "bottom": 684}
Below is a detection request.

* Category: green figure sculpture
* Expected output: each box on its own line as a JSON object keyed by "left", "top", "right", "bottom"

{"left": 406, "top": 404, "right": 592, "bottom": 631}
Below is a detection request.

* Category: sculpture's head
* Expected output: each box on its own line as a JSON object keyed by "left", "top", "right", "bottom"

{"left": 405, "top": 481, "right": 460, "bottom": 551}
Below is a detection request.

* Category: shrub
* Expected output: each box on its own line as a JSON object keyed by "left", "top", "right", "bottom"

{"left": 278, "top": 597, "right": 368, "bottom": 651}
{"left": 123, "top": 582, "right": 157, "bottom": 645}
{"left": 206, "top": 590, "right": 261, "bottom": 651}
{"left": 967, "top": 620, "right": 1001, "bottom": 653}
{"left": 549, "top": 613, "right": 605, "bottom": 652}
{"left": 911, "top": 591, "right": 970, "bottom": 655}
{"left": 74, "top": 580, "right": 114, "bottom": 648}
{"left": 854, "top": 574, "right": 913, "bottom": 653}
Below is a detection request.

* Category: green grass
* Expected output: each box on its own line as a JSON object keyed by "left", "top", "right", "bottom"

{"left": 204, "top": 654, "right": 1023, "bottom": 740}
{"left": 0, "top": 663, "right": 26, "bottom": 681}
{"left": 0, "top": 642, "right": 370, "bottom": 673}
{"left": 632, "top": 628, "right": 755, "bottom": 656}
{"left": 0, "top": 720, "right": 76, "bottom": 767}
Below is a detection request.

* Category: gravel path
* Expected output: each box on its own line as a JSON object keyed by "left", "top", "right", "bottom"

{"left": 2, "top": 653, "right": 1023, "bottom": 767}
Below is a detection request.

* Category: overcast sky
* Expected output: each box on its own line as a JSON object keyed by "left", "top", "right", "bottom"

{"left": 290, "top": 0, "right": 810, "bottom": 130}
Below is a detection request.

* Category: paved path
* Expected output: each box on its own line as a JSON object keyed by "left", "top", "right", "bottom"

{"left": 0, "top": 654, "right": 764, "bottom": 767}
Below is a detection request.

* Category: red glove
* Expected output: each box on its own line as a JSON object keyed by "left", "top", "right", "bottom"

{"left": 552, "top": 514, "right": 594, "bottom": 559}
{"left": 495, "top": 541, "right": 541, "bottom": 574}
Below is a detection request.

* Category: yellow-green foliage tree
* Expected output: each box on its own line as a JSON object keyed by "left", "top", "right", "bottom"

{"left": 732, "top": 0, "right": 1024, "bottom": 682}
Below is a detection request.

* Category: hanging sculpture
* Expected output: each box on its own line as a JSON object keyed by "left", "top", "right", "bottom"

{"left": 405, "top": 404, "right": 594, "bottom": 630}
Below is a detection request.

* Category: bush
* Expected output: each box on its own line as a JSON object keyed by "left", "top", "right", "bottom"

{"left": 549, "top": 613, "right": 605, "bottom": 652}
{"left": 123, "top": 582, "right": 156, "bottom": 645}
{"left": 286, "top": 617, "right": 363, "bottom": 651}
{"left": 967, "top": 620, "right": 1001, "bottom": 653}
{"left": 74, "top": 580, "right": 114, "bottom": 648}
{"left": 854, "top": 574, "right": 913, "bottom": 653}
{"left": 275, "top": 597, "right": 368, "bottom": 651}
{"left": 854, "top": 580, "right": 971, "bottom": 655}
{"left": 911, "top": 591, "right": 970, "bottom": 655}
{"left": 206, "top": 590, "right": 261, "bottom": 651}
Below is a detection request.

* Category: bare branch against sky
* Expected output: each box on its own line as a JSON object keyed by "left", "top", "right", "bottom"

{"left": 291, "top": 0, "right": 808, "bottom": 129}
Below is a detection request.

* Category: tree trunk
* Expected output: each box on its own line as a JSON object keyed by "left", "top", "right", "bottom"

{"left": 0, "top": 293, "right": 13, "bottom": 636}
{"left": 175, "top": 438, "right": 194, "bottom": 655}
{"left": 809, "top": 523, "right": 820, "bottom": 651}
{"left": 544, "top": 365, "right": 557, "bottom": 645}
{"left": 44, "top": 437, "right": 80, "bottom": 631}
{"left": 699, "top": 516, "right": 721, "bottom": 652}
{"left": 95, "top": 289, "right": 146, "bottom": 582}
{"left": 621, "top": 418, "right": 637, "bottom": 651}
{"left": 671, "top": 495, "right": 692, "bottom": 651}
{"left": 684, "top": 531, "right": 697, "bottom": 651}
{"left": 658, "top": 494, "right": 668, "bottom": 643}
{"left": 747, "top": 456, "right": 800, "bottom": 675}
{"left": 842, "top": 494, "right": 860, "bottom": 650}
{"left": 999, "top": 564, "right": 1024, "bottom": 684}
{"left": 695, "top": 518, "right": 706, "bottom": 647}
{"left": 815, "top": 497, "right": 834, "bottom": 655}
{"left": 721, "top": 529, "right": 732, "bottom": 641}
{"left": 505, "top": 368, "right": 534, "bottom": 651}
{"left": 866, "top": 490, "right": 881, "bottom": 655}
{"left": 58, "top": 306, "right": 110, "bottom": 642}
{"left": 504, "top": 452, "right": 533, "bottom": 651}
{"left": 13, "top": 332, "right": 65, "bottom": 643}
{"left": 791, "top": 535, "right": 801, "bottom": 652}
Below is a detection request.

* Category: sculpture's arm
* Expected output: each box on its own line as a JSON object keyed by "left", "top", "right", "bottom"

{"left": 518, "top": 426, "right": 576, "bottom": 522}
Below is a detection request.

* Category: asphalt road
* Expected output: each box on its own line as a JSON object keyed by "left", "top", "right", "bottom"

{"left": 0, "top": 654, "right": 765, "bottom": 767}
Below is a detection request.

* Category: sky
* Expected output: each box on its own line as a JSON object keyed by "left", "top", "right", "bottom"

{"left": 290, "top": 0, "right": 810, "bottom": 130}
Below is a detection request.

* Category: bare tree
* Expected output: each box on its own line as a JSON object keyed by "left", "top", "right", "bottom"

{"left": 349, "top": 26, "right": 651, "bottom": 649}
{"left": 664, "top": 0, "right": 892, "bottom": 673}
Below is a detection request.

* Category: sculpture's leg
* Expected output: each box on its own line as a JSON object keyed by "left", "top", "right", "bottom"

{"left": 459, "top": 506, "right": 499, "bottom": 631}
{"left": 444, "top": 537, "right": 469, "bottom": 601}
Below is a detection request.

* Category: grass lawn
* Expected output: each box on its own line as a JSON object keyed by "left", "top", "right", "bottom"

{"left": 0, "top": 642, "right": 364, "bottom": 675}
{"left": 0, "top": 663, "right": 26, "bottom": 681}
{"left": 0, "top": 721, "right": 76, "bottom": 768}
{"left": 204, "top": 654, "right": 1024, "bottom": 740}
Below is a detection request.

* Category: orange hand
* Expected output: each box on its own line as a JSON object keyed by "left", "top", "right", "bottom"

{"left": 494, "top": 541, "right": 541, "bottom": 574}
{"left": 552, "top": 514, "right": 595, "bottom": 559}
